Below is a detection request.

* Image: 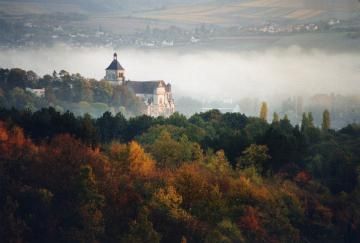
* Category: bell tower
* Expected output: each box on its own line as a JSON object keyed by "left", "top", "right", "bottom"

{"left": 105, "top": 52, "right": 125, "bottom": 85}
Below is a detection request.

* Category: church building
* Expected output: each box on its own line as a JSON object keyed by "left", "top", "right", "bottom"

{"left": 105, "top": 53, "right": 175, "bottom": 117}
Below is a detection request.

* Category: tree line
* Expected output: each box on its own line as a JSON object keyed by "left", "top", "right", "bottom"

{"left": 0, "top": 106, "right": 359, "bottom": 242}
{"left": 0, "top": 68, "right": 145, "bottom": 117}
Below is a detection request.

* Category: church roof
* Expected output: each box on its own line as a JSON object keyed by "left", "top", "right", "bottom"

{"left": 106, "top": 59, "right": 125, "bottom": 71}
{"left": 126, "top": 80, "right": 166, "bottom": 94}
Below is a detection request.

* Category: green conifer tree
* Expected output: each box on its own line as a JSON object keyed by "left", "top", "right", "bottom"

{"left": 272, "top": 112, "right": 280, "bottom": 123}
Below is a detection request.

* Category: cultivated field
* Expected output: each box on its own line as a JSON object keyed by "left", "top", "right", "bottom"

{"left": 135, "top": 0, "right": 358, "bottom": 25}
{"left": 1, "top": 0, "right": 359, "bottom": 32}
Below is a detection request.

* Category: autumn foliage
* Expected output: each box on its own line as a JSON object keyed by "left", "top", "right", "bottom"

{"left": 1, "top": 108, "right": 360, "bottom": 243}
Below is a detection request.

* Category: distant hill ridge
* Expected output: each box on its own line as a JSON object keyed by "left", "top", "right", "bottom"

{"left": 0, "top": 0, "right": 358, "bottom": 12}
{"left": 0, "top": 0, "right": 359, "bottom": 33}
{"left": 0, "top": 0, "right": 211, "bottom": 13}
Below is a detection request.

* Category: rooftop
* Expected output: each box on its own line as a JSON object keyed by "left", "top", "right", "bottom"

{"left": 106, "top": 53, "right": 125, "bottom": 71}
{"left": 126, "top": 80, "right": 166, "bottom": 94}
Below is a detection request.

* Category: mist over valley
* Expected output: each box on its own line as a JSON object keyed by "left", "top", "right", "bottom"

{"left": 2, "top": 1, "right": 360, "bottom": 243}
{"left": 2, "top": 44, "right": 360, "bottom": 97}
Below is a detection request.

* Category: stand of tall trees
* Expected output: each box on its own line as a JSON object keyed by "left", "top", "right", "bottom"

{"left": 0, "top": 107, "right": 359, "bottom": 242}
{"left": 0, "top": 68, "right": 145, "bottom": 117}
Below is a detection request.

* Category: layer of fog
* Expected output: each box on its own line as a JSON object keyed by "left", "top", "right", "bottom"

{"left": 0, "top": 45, "right": 359, "bottom": 101}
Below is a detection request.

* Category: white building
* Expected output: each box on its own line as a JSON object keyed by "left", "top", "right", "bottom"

{"left": 25, "top": 88, "right": 45, "bottom": 97}
{"left": 104, "top": 53, "right": 175, "bottom": 117}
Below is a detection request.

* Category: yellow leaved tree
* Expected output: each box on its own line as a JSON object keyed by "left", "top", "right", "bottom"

{"left": 128, "top": 141, "right": 156, "bottom": 177}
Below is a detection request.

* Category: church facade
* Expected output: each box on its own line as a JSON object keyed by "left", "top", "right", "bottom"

{"left": 105, "top": 53, "right": 175, "bottom": 117}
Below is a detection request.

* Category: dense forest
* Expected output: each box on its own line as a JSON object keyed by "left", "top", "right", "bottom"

{"left": 0, "top": 106, "right": 359, "bottom": 242}
{"left": 0, "top": 68, "right": 145, "bottom": 117}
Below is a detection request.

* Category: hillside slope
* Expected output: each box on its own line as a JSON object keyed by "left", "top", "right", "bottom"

{"left": 135, "top": 0, "right": 360, "bottom": 25}
{"left": 0, "top": 0, "right": 210, "bottom": 14}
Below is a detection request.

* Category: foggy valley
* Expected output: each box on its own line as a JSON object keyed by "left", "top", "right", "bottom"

{"left": 2, "top": 1, "right": 360, "bottom": 243}
{"left": 0, "top": 45, "right": 359, "bottom": 98}
{"left": 0, "top": 0, "right": 359, "bottom": 127}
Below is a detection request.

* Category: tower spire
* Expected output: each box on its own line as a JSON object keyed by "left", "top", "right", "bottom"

{"left": 113, "top": 52, "right": 117, "bottom": 60}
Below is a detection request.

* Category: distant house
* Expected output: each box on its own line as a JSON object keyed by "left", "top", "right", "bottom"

{"left": 104, "top": 53, "right": 175, "bottom": 117}
{"left": 25, "top": 88, "right": 45, "bottom": 97}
